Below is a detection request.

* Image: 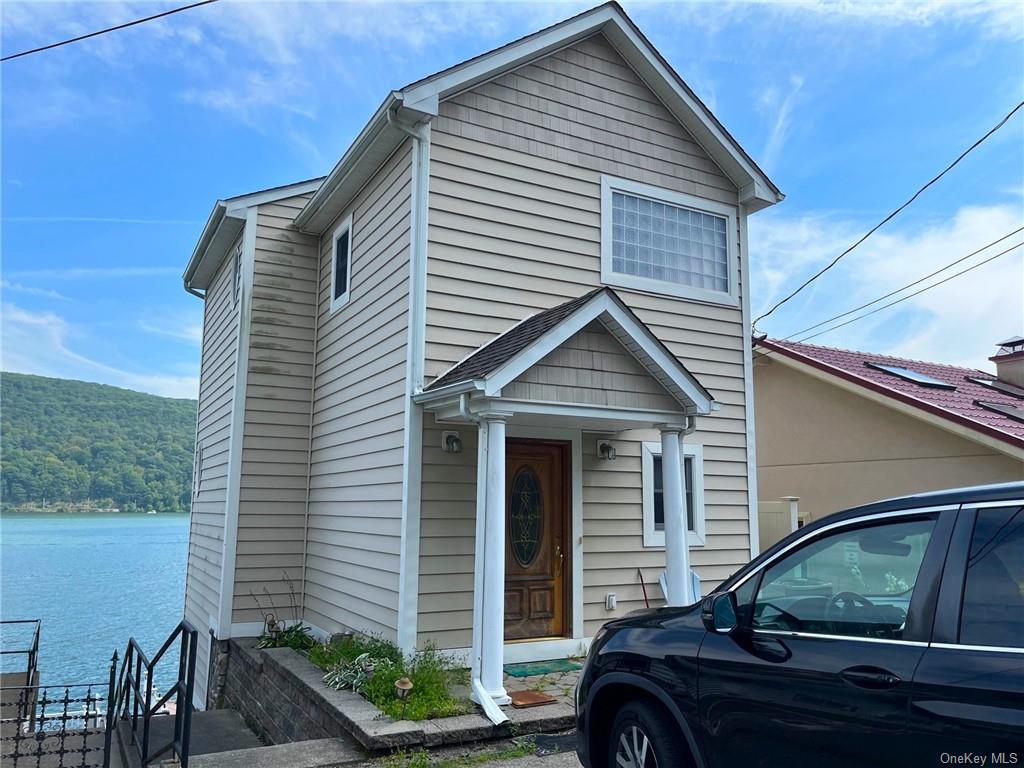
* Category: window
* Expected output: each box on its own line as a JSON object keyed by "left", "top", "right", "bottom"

{"left": 600, "top": 176, "right": 737, "bottom": 305}
{"left": 330, "top": 214, "right": 353, "bottom": 313}
{"left": 192, "top": 441, "right": 204, "bottom": 501}
{"left": 864, "top": 362, "right": 955, "bottom": 389}
{"left": 750, "top": 517, "right": 936, "bottom": 639}
{"left": 642, "top": 441, "right": 705, "bottom": 548}
{"left": 960, "top": 506, "right": 1024, "bottom": 649}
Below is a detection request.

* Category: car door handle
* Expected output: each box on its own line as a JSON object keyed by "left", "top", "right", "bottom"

{"left": 840, "top": 666, "right": 902, "bottom": 690}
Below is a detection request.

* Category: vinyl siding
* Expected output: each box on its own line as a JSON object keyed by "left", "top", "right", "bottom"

{"left": 232, "top": 195, "right": 319, "bottom": 624}
{"left": 417, "top": 33, "right": 750, "bottom": 647}
{"left": 503, "top": 320, "right": 680, "bottom": 411}
{"left": 304, "top": 141, "right": 413, "bottom": 640}
{"left": 184, "top": 237, "right": 240, "bottom": 706}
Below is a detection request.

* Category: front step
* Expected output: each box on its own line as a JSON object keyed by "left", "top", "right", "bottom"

{"left": 117, "top": 709, "right": 261, "bottom": 767}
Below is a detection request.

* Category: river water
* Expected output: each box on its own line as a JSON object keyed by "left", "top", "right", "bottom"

{"left": 0, "top": 513, "right": 189, "bottom": 690}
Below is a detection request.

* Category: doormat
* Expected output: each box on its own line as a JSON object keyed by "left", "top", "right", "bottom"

{"left": 509, "top": 690, "right": 556, "bottom": 708}
{"left": 504, "top": 659, "right": 582, "bottom": 677}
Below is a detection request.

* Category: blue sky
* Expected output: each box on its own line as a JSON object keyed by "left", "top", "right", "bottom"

{"left": 2, "top": 0, "right": 1022, "bottom": 399}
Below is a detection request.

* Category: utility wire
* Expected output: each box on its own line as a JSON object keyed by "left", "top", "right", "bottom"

{"left": 752, "top": 99, "right": 1024, "bottom": 330}
{"left": 781, "top": 226, "right": 1024, "bottom": 341}
{"left": 1, "top": 0, "right": 221, "bottom": 62}
{"left": 790, "top": 241, "right": 1021, "bottom": 345}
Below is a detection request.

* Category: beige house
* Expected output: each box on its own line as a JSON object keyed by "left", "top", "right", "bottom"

{"left": 181, "top": 3, "right": 783, "bottom": 717}
{"left": 755, "top": 337, "right": 1024, "bottom": 532}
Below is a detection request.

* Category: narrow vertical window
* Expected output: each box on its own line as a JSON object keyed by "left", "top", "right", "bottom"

{"left": 643, "top": 442, "right": 705, "bottom": 548}
{"left": 232, "top": 245, "right": 242, "bottom": 305}
{"left": 330, "top": 215, "right": 353, "bottom": 313}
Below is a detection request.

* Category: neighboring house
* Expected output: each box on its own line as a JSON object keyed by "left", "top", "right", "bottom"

{"left": 755, "top": 337, "right": 1024, "bottom": 531}
{"left": 180, "top": 2, "right": 783, "bottom": 716}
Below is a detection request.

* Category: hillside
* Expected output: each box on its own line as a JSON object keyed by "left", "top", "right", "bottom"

{"left": 1, "top": 372, "right": 198, "bottom": 513}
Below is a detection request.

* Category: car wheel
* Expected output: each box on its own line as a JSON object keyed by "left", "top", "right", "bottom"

{"left": 607, "top": 699, "right": 688, "bottom": 768}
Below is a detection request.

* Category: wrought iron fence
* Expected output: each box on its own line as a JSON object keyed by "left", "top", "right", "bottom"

{"left": 0, "top": 657, "right": 116, "bottom": 768}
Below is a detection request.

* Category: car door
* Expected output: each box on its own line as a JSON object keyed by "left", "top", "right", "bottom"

{"left": 909, "top": 503, "right": 1024, "bottom": 761}
{"left": 698, "top": 507, "right": 956, "bottom": 768}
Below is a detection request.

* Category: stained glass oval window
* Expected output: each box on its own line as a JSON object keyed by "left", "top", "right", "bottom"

{"left": 510, "top": 466, "right": 544, "bottom": 567}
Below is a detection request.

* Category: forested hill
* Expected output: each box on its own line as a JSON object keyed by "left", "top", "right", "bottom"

{"left": 1, "top": 373, "right": 198, "bottom": 513}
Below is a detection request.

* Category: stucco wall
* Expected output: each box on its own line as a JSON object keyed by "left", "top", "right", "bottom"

{"left": 755, "top": 357, "right": 1023, "bottom": 522}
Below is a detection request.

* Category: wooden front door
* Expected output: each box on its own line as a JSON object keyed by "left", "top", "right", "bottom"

{"left": 504, "top": 440, "right": 570, "bottom": 641}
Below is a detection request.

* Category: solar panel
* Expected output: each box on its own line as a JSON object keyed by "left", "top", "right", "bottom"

{"left": 965, "top": 376, "right": 1024, "bottom": 400}
{"left": 864, "top": 362, "right": 956, "bottom": 389}
{"left": 975, "top": 400, "right": 1024, "bottom": 424}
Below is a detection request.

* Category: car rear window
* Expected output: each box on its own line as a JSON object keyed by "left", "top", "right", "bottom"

{"left": 959, "top": 505, "right": 1024, "bottom": 649}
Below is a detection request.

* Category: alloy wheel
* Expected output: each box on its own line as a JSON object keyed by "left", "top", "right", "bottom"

{"left": 615, "top": 724, "right": 658, "bottom": 768}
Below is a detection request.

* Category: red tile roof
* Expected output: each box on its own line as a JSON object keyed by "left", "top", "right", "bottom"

{"left": 757, "top": 338, "right": 1024, "bottom": 448}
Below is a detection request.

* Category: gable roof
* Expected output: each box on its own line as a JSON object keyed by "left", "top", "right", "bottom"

{"left": 425, "top": 287, "right": 714, "bottom": 415}
{"left": 295, "top": 2, "right": 783, "bottom": 233}
{"left": 758, "top": 338, "right": 1024, "bottom": 450}
{"left": 184, "top": 177, "right": 323, "bottom": 294}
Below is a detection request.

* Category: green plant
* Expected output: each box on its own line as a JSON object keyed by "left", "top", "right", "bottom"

{"left": 257, "top": 621, "right": 315, "bottom": 652}
{"left": 362, "top": 644, "right": 472, "bottom": 721}
{"left": 322, "top": 652, "right": 394, "bottom": 692}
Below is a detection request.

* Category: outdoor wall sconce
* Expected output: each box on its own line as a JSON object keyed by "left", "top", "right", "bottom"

{"left": 394, "top": 677, "right": 414, "bottom": 719}
{"left": 442, "top": 431, "right": 463, "bottom": 454}
{"left": 597, "top": 439, "right": 617, "bottom": 461}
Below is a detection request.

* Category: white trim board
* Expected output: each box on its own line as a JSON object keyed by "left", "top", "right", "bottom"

{"left": 738, "top": 209, "right": 760, "bottom": 559}
{"left": 217, "top": 206, "right": 257, "bottom": 639}
{"left": 445, "top": 637, "right": 593, "bottom": 669}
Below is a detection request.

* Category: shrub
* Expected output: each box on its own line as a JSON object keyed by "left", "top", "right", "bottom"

{"left": 257, "top": 622, "right": 316, "bottom": 652}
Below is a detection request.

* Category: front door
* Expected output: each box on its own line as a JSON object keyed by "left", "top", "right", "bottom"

{"left": 505, "top": 440, "right": 569, "bottom": 641}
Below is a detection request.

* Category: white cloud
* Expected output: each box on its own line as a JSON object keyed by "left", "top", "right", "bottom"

{"left": 140, "top": 320, "right": 203, "bottom": 345}
{"left": 750, "top": 203, "right": 1024, "bottom": 370}
{"left": 758, "top": 74, "right": 805, "bottom": 175}
{"left": 6, "top": 266, "right": 178, "bottom": 280}
{"left": 1, "top": 303, "right": 199, "bottom": 399}
{"left": 1, "top": 280, "right": 67, "bottom": 300}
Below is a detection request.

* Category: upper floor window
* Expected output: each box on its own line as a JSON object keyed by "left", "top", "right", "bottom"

{"left": 600, "top": 176, "right": 737, "bottom": 306}
{"left": 330, "top": 214, "right": 353, "bottom": 313}
{"left": 642, "top": 441, "right": 705, "bottom": 548}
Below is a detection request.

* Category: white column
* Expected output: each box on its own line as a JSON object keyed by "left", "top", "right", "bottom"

{"left": 661, "top": 427, "right": 692, "bottom": 606}
{"left": 479, "top": 414, "right": 510, "bottom": 704}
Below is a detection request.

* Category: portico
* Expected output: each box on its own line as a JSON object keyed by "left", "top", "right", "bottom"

{"left": 413, "top": 288, "right": 714, "bottom": 720}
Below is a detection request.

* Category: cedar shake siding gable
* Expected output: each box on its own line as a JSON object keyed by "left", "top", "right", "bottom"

{"left": 303, "top": 140, "right": 414, "bottom": 640}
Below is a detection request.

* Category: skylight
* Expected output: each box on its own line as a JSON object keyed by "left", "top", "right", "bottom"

{"left": 965, "top": 376, "right": 1024, "bottom": 400}
{"left": 975, "top": 400, "right": 1024, "bottom": 424}
{"left": 865, "top": 362, "right": 956, "bottom": 390}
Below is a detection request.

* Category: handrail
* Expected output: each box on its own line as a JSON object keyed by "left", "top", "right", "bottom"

{"left": 114, "top": 620, "right": 197, "bottom": 768}
{"left": 0, "top": 619, "right": 41, "bottom": 689}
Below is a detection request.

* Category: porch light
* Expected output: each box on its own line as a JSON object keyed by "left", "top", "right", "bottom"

{"left": 442, "top": 431, "right": 463, "bottom": 454}
{"left": 597, "top": 440, "right": 617, "bottom": 461}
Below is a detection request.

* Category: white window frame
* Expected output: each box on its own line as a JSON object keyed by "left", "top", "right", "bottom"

{"left": 641, "top": 441, "right": 706, "bottom": 548}
{"left": 193, "top": 440, "right": 204, "bottom": 500}
{"left": 232, "top": 244, "right": 242, "bottom": 305}
{"left": 600, "top": 175, "right": 739, "bottom": 307}
{"left": 329, "top": 214, "right": 353, "bottom": 314}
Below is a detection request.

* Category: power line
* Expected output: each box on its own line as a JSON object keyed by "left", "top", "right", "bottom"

{"left": 752, "top": 99, "right": 1024, "bottom": 330}
{"left": 791, "top": 241, "right": 1021, "bottom": 345}
{"left": 1, "top": 0, "right": 221, "bottom": 63}
{"left": 781, "top": 226, "right": 1024, "bottom": 340}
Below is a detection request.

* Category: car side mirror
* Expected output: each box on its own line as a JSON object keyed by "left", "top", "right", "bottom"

{"left": 701, "top": 592, "right": 738, "bottom": 634}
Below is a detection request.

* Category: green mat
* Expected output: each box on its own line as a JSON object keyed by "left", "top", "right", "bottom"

{"left": 504, "top": 658, "right": 582, "bottom": 677}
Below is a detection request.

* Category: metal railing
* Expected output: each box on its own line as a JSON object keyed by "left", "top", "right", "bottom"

{"left": 114, "top": 620, "right": 197, "bottom": 767}
{"left": 0, "top": 620, "right": 41, "bottom": 690}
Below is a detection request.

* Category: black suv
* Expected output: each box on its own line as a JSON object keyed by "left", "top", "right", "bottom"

{"left": 576, "top": 483, "right": 1024, "bottom": 768}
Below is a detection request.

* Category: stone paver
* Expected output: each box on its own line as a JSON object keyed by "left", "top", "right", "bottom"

{"left": 502, "top": 668, "right": 580, "bottom": 708}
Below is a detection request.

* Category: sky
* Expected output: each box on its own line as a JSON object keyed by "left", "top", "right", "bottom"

{"left": 2, "top": 0, "right": 1023, "bottom": 400}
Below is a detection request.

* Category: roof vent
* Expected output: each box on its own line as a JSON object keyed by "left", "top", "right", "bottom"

{"left": 864, "top": 362, "right": 956, "bottom": 389}
{"left": 991, "top": 336, "right": 1024, "bottom": 388}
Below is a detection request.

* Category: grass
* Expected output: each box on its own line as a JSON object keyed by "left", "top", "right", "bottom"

{"left": 309, "top": 633, "right": 471, "bottom": 722}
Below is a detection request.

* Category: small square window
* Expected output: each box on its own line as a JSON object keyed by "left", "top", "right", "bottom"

{"left": 330, "top": 215, "right": 353, "bottom": 313}
{"left": 642, "top": 441, "right": 705, "bottom": 548}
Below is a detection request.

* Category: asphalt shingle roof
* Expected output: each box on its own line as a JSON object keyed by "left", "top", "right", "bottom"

{"left": 758, "top": 338, "right": 1024, "bottom": 447}
{"left": 427, "top": 288, "right": 606, "bottom": 391}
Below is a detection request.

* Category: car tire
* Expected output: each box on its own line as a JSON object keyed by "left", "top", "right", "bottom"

{"left": 607, "top": 698, "right": 690, "bottom": 768}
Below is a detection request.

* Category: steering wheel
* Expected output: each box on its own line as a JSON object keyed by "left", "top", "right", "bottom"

{"left": 825, "top": 591, "right": 885, "bottom": 625}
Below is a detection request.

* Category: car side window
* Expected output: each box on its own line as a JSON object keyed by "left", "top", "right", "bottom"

{"left": 751, "top": 517, "right": 936, "bottom": 639}
{"left": 960, "top": 505, "right": 1024, "bottom": 649}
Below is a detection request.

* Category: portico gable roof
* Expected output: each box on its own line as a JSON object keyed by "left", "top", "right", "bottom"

{"left": 419, "top": 288, "right": 714, "bottom": 416}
